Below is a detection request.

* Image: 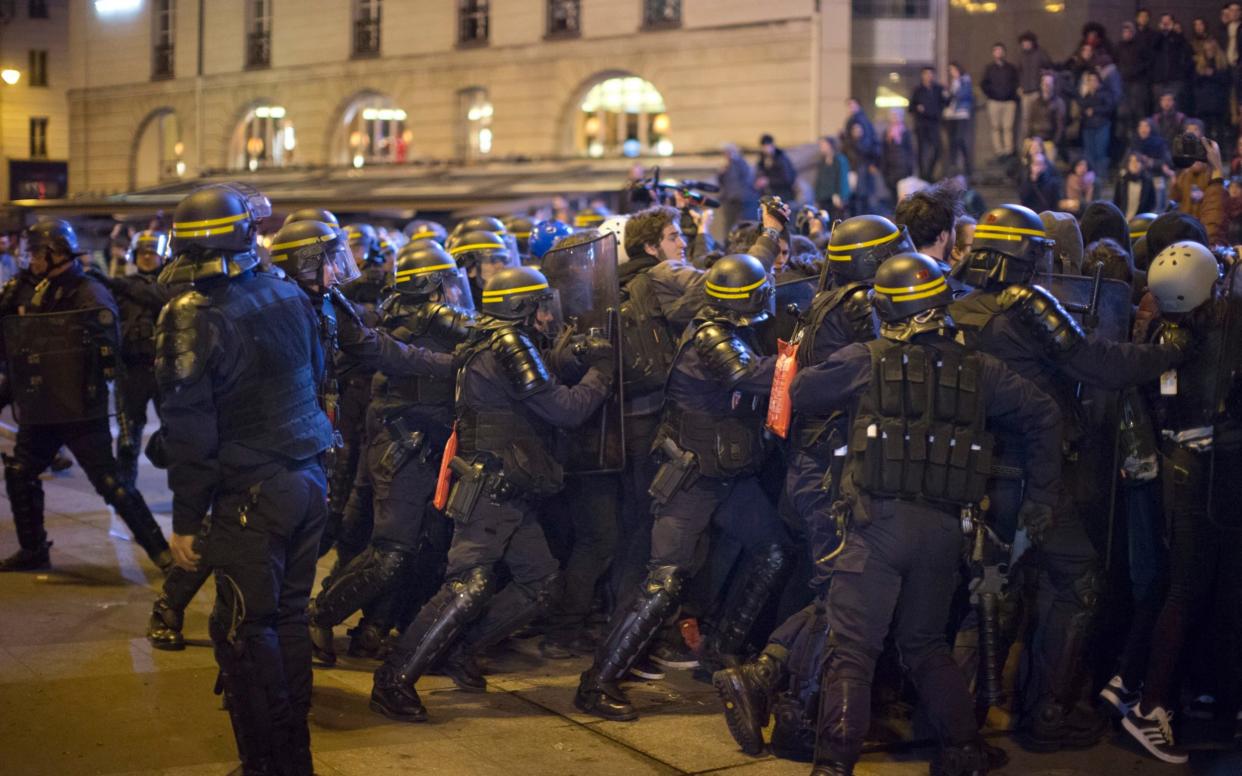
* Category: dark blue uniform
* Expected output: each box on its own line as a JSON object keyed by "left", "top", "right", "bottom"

{"left": 2, "top": 264, "right": 170, "bottom": 567}
{"left": 791, "top": 334, "right": 1062, "bottom": 769}
{"left": 949, "top": 287, "right": 1182, "bottom": 730}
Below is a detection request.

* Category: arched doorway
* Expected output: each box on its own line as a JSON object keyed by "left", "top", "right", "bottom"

{"left": 131, "top": 109, "right": 182, "bottom": 188}
{"left": 230, "top": 103, "right": 297, "bottom": 171}
{"left": 331, "top": 92, "right": 409, "bottom": 167}
{"left": 572, "top": 74, "right": 671, "bottom": 158}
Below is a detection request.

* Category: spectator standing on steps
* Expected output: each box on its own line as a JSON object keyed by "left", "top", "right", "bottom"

{"left": 910, "top": 66, "right": 948, "bottom": 181}
{"left": 1017, "top": 31, "right": 1054, "bottom": 143}
{"left": 982, "top": 43, "right": 1020, "bottom": 161}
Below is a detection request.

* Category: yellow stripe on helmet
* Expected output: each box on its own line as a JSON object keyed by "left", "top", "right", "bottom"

{"left": 172, "top": 224, "right": 238, "bottom": 238}
{"left": 705, "top": 276, "right": 767, "bottom": 298}
{"left": 269, "top": 234, "right": 336, "bottom": 251}
{"left": 395, "top": 262, "right": 455, "bottom": 280}
{"left": 449, "top": 243, "right": 501, "bottom": 255}
{"left": 974, "top": 224, "right": 1046, "bottom": 239}
{"left": 875, "top": 277, "right": 948, "bottom": 303}
{"left": 829, "top": 229, "right": 901, "bottom": 253}
{"left": 481, "top": 281, "right": 549, "bottom": 299}
{"left": 1129, "top": 230, "right": 1148, "bottom": 239}
{"left": 172, "top": 212, "right": 248, "bottom": 230}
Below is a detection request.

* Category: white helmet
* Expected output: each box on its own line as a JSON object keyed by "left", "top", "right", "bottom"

{"left": 1148, "top": 241, "right": 1220, "bottom": 313}
{"left": 598, "top": 214, "right": 630, "bottom": 264}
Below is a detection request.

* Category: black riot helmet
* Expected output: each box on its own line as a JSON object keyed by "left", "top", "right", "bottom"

{"left": 345, "top": 223, "right": 383, "bottom": 266}
{"left": 127, "top": 230, "right": 170, "bottom": 273}
{"left": 503, "top": 215, "right": 534, "bottom": 257}
{"left": 704, "top": 253, "right": 774, "bottom": 326}
{"left": 825, "top": 215, "right": 914, "bottom": 284}
{"left": 269, "top": 219, "right": 360, "bottom": 295}
{"left": 165, "top": 183, "right": 269, "bottom": 283}
{"left": 961, "top": 204, "right": 1053, "bottom": 289}
{"left": 448, "top": 229, "right": 512, "bottom": 273}
{"left": 573, "top": 206, "right": 608, "bottom": 230}
{"left": 394, "top": 242, "right": 462, "bottom": 299}
{"left": 283, "top": 207, "right": 340, "bottom": 228}
{"left": 405, "top": 219, "right": 447, "bottom": 244}
{"left": 457, "top": 215, "right": 507, "bottom": 236}
{"left": 480, "top": 265, "right": 559, "bottom": 322}
{"left": 872, "top": 252, "right": 955, "bottom": 342}
{"left": 25, "top": 219, "right": 84, "bottom": 276}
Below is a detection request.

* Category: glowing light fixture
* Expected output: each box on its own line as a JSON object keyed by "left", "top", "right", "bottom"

{"left": 353, "top": 154, "right": 365, "bottom": 169}
{"left": 95, "top": 0, "right": 142, "bottom": 15}
{"left": 0, "top": 69, "right": 20, "bottom": 85}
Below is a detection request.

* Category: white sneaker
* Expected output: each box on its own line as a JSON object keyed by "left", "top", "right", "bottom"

{"left": 1122, "top": 704, "right": 1189, "bottom": 764}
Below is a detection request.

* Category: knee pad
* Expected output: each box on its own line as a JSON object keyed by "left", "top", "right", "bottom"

{"left": 642, "top": 564, "right": 683, "bottom": 599}
{"left": 449, "top": 565, "right": 493, "bottom": 599}
{"left": 98, "top": 473, "right": 136, "bottom": 510}
{"left": 371, "top": 547, "right": 414, "bottom": 587}
{"left": 1072, "top": 566, "right": 1103, "bottom": 612}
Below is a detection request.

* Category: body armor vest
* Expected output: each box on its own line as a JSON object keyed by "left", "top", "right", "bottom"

{"left": 619, "top": 270, "right": 678, "bottom": 398}
{"left": 373, "top": 298, "right": 470, "bottom": 407}
{"left": 846, "top": 338, "right": 993, "bottom": 507}
{"left": 114, "top": 274, "right": 165, "bottom": 363}
{"left": 215, "top": 275, "right": 334, "bottom": 461}
{"left": 454, "top": 324, "right": 565, "bottom": 494}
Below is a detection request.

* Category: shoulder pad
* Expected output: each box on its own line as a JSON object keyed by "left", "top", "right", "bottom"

{"left": 154, "top": 291, "right": 212, "bottom": 387}
{"left": 489, "top": 326, "right": 551, "bottom": 397}
{"left": 998, "top": 284, "right": 1084, "bottom": 360}
{"left": 424, "top": 302, "right": 475, "bottom": 345}
{"left": 692, "top": 321, "right": 756, "bottom": 386}
{"left": 840, "top": 285, "right": 877, "bottom": 343}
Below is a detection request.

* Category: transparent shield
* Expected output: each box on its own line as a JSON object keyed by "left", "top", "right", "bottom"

{"left": 324, "top": 243, "right": 361, "bottom": 289}
{"left": 441, "top": 266, "right": 476, "bottom": 313}
{"left": 540, "top": 232, "right": 624, "bottom": 473}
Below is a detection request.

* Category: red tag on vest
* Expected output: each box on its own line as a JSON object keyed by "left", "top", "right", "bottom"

{"left": 765, "top": 339, "right": 799, "bottom": 439}
{"left": 433, "top": 423, "right": 459, "bottom": 511}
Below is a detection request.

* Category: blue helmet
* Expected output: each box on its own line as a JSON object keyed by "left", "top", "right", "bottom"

{"left": 529, "top": 219, "right": 573, "bottom": 260}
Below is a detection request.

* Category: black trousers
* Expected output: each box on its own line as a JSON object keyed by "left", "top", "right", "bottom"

{"left": 116, "top": 361, "right": 159, "bottom": 486}
{"left": 4, "top": 417, "right": 166, "bottom": 559}
{"left": 205, "top": 462, "right": 326, "bottom": 771}
{"left": 817, "top": 498, "right": 976, "bottom": 766}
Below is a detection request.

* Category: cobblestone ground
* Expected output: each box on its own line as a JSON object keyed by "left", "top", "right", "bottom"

{"left": 0, "top": 418, "right": 1237, "bottom": 775}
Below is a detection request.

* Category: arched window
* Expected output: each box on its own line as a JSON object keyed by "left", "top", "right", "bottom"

{"left": 575, "top": 75, "right": 671, "bottom": 158}
{"left": 230, "top": 104, "right": 296, "bottom": 171}
{"left": 133, "top": 109, "right": 184, "bottom": 188}
{"left": 457, "top": 87, "right": 493, "bottom": 160}
{"left": 335, "top": 93, "right": 409, "bottom": 167}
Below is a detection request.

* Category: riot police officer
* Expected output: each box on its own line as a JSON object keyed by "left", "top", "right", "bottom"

{"left": 793, "top": 252, "right": 1059, "bottom": 775}
{"left": 307, "top": 241, "right": 474, "bottom": 664}
{"left": 709, "top": 215, "right": 913, "bottom": 756}
{"left": 949, "top": 203, "right": 1188, "bottom": 750}
{"left": 154, "top": 183, "right": 336, "bottom": 775}
{"left": 448, "top": 229, "right": 517, "bottom": 308}
{"left": 502, "top": 215, "right": 534, "bottom": 263}
{"left": 575, "top": 252, "right": 791, "bottom": 722}
{"left": 284, "top": 207, "right": 341, "bottom": 228}
{"left": 110, "top": 230, "right": 178, "bottom": 486}
{"left": 528, "top": 219, "right": 573, "bottom": 264}
{"left": 369, "top": 265, "right": 613, "bottom": 723}
{"left": 405, "top": 219, "right": 447, "bottom": 244}
{"left": 0, "top": 219, "right": 171, "bottom": 572}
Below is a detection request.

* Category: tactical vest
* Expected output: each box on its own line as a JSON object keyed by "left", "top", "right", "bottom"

{"left": 454, "top": 325, "right": 565, "bottom": 495}
{"left": 215, "top": 275, "right": 334, "bottom": 461}
{"left": 373, "top": 298, "right": 465, "bottom": 407}
{"left": 115, "top": 275, "right": 160, "bottom": 363}
{"left": 846, "top": 338, "right": 993, "bottom": 507}
{"left": 619, "top": 270, "right": 677, "bottom": 398}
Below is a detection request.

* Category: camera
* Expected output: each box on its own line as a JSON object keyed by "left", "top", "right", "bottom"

{"left": 1171, "top": 132, "right": 1208, "bottom": 169}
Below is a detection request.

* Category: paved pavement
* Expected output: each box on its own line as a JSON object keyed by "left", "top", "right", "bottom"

{"left": 0, "top": 424, "right": 1237, "bottom": 775}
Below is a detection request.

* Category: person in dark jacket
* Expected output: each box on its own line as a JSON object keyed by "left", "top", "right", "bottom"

{"left": 1114, "top": 151, "right": 1158, "bottom": 217}
{"left": 814, "top": 136, "right": 851, "bottom": 219}
{"left": 881, "top": 109, "right": 916, "bottom": 196}
{"left": 842, "top": 122, "right": 878, "bottom": 215}
{"left": 718, "top": 144, "right": 760, "bottom": 238}
{"left": 1192, "top": 39, "right": 1231, "bottom": 144}
{"left": 1020, "top": 152, "right": 1062, "bottom": 212}
{"left": 910, "top": 66, "right": 948, "bottom": 181}
{"left": 843, "top": 98, "right": 879, "bottom": 159}
{"left": 982, "top": 42, "right": 1020, "bottom": 160}
{"left": 1117, "top": 22, "right": 1153, "bottom": 135}
{"left": 1151, "top": 13, "right": 1194, "bottom": 107}
{"left": 1018, "top": 31, "right": 1055, "bottom": 143}
{"left": 756, "top": 134, "right": 798, "bottom": 202}
{"left": 1027, "top": 73, "right": 1067, "bottom": 158}
{"left": 1077, "top": 69, "right": 1116, "bottom": 179}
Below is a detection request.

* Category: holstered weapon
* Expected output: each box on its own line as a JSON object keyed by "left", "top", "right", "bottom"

{"left": 445, "top": 457, "right": 487, "bottom": 524}
{"left": 647, "top": 436, "right": 697, "bottom": 511}
{"left": 376, "top": 414, "right": 426, "bottom": 480}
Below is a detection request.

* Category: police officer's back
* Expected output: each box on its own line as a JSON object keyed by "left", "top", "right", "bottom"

{"left": 791, "top": 253, "right": 1060, "bottom": 776}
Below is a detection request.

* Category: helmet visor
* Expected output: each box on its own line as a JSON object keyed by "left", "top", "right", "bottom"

{"left": 325, "top": 242, "right": 361, "bottom": 288}
{"left": 533, "top": 288, "right": 563, "bottom": 337}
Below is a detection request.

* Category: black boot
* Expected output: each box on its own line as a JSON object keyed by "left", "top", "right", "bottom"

{"left": 0, "top": 542, "right": 52, "bottom": 572}
{"left": 307, "top": 604, "right": 336, "bottom": 667}
{"left": 442, "top": 574, "right": 560, "bottom": 692}
{"left": 809, "top": 761, "right": 852, "bottom": 776}
{"left": 697, "top": 544, "right": 789, "bottom": 679}
{"left": 930, "top": 740, "right": 1003, "bottom": 776}
{"left": 369, "top": 567, "right": 493, "bottom": 721}
{"left": 347, "top": 618, "right": 387, "bottom": 658}
{"left": 575, "top": 566, "right": 681, "bottom": 722}
{"left": 147, "top": 595, "right": 186, "bottom": 651}
{"left": 712, "top": 648, "right": 786, "bottom": 755}
{"left": 1020, "top": 696, "right": 1107, "bottom": 752}
{"left": 3, "top": 455, "right": 50, "bottom": 571}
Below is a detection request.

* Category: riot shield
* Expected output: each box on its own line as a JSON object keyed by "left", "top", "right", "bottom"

{"left": 1040, "top": 274, "right": 1131, "bottom": 342}
{"left": 757, "top": 274, "right": 818, "bottom": 354}
{"left": 3, "top": 307, "right": 119, "bottom": 425}
{"left": 442, "top": 266, "right": 476, "bottom": 313}
{"left": 540, "top": 232, "right": 625, "bottom": 473}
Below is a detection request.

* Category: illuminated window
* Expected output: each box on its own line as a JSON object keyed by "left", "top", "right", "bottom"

{"left": 336, "top": 94, "right": 408, "bottom": 167}
{"left": 458, "top": 87, "right": 493, "bottom": 159}
{"left": 152, "top": 0, "right": 175, "bottom": 79}
{"left": 230, "top": 105, "right": 295, "bottom": 171}
{"left": 576, "top": 76, "right": 671, "bottom": 158}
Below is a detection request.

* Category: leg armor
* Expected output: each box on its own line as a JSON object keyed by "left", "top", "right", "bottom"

{"left": 1, "top": 454, "right": 50, "bottom": 570}
{"left": 701, "top": 543, "right": 791, "bottom": 670}
{"left": 442, "top": 572, "right": 560, "bottom": 692}
{"left": 713, "top": 645, "right": 788, "bottom": 755}
{"left": 97, "top": 473, "right": 171, "bottom": 568}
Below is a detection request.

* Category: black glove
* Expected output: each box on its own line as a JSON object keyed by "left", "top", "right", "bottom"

{"left": 1018, "top": 499, "right": 1055, "bottom": 546}
{"left": 574, "top": 335, "right": 615, "bottom": 373}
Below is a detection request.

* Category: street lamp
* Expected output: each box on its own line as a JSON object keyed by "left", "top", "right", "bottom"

{"left": 0, "top": 69, "right": 20, "bottom": 86}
